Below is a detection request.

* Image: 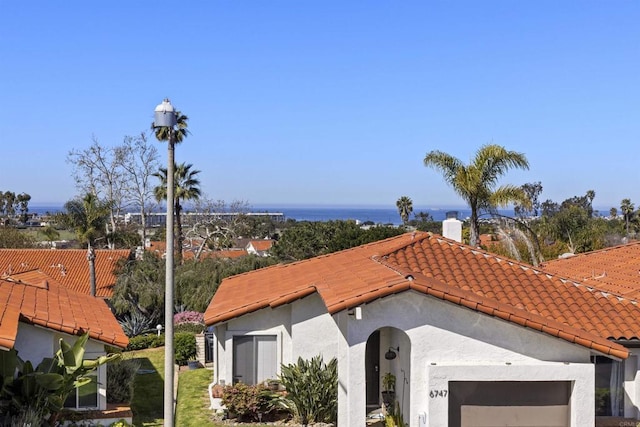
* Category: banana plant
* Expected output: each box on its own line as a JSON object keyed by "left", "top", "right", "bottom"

{"left": 0, "top": 332, "right": 121, "bottom": 425}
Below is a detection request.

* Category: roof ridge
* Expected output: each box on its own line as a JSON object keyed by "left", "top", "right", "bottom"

{"left": 542, "top": 240, "right": 640, "bottom": 265}
{"left": 226, "top": 232, "right": 423, "bottom": 281}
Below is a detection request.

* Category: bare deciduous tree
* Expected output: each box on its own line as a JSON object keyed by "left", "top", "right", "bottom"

{"left": 185, "top": 198, "right": 251, "bottom": 261}
{"left": 121, "top": 132, "right": 160, "bottom": 247}
{"left": 67, "top": 136, "right": 128, "bottom": 248}
{"left": 68, "top": 134, "right": 161, "bottom": 249}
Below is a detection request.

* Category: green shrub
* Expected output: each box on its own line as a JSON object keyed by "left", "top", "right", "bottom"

{"left": 174, "top": 332, "right": 196, "bottom": 365}
{"left": 221, "top": 383, "right": 286, "bottom": 422}
{"left": 107, "top": 358, "right": 142, "bottom": 403}
{"left": 126, "top": 334, "right": 164, "bottom": 351}
{"left": 279, "top": 355, "right": 338, "bottom": 425}
{"left": 174, "top": 322, "right": 204, "bottom": 334}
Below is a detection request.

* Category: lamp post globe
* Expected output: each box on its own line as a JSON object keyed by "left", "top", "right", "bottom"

{"left": 154, "top": 98, "right": 178, "bottom": 128}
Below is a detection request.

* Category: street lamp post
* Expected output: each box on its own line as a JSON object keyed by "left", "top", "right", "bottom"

{"left": 154, "top": 98, "right": 178, "bottom": 426}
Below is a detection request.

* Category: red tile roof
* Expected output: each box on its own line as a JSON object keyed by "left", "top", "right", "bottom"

{"left": 541, "top": 241, "right": 640, "bottom": 300}
{"left": 205, "top": 232, "right": 638, "bottom": 359}
{"left": 0, "top": 269, "right": 129, "bottom": 350}
{"left": 147, "top": 241, "right": 248, "bottom": 260}
{"left": 248, "top": 240, "right": 274, "bottom": 252}
{"left": 0, "top": 249, "right": 131, "bottom": 298}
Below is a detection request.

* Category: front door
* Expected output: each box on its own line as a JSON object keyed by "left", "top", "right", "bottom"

{"left": 365, "top": 330, "right": 380, "bottom": 406}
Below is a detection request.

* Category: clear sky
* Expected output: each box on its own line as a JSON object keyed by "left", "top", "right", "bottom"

{"left": 1, "top": 1, "right": 638, "bottom": 210}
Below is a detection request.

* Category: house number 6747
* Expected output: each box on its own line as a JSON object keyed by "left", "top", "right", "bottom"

{"left": 429, "top": 390, "right": 448, "bottom": 398}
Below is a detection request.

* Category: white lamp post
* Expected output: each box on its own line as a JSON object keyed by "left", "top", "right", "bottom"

{"left": 154, "top": 98, "right": 178, "bottom": 426}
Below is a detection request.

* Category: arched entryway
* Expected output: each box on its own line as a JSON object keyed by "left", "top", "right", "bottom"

{"left": 365, "top": 327, "right": 411, "bottom": 422}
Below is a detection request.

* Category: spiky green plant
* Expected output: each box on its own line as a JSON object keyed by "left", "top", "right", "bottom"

{"left": 278, "top": 355, "right": 338, "bottom": 425}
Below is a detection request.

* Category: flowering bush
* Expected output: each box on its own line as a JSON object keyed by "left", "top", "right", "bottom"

{"left": 174, "top": 311, "right": 204, "bottom": 325}
{"left": 221, "top": 383, "right": 287, "bottom": 422}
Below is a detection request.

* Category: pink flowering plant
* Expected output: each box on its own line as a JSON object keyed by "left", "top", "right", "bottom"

{"left": 174, "top": 311, "right": 204, "bottom": 325}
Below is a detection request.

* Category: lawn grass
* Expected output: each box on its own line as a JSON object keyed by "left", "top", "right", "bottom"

{"left": 20, "top": 227, "right": 76, "bottom": 242}
{"left": 128, "top": 348, "right": 164, "bottom": 426}
{"left": 127, "top": 347, "right": 225, "bottom": 427}
{"left": 175, "top": 368, "right": 222, "bottom": 427}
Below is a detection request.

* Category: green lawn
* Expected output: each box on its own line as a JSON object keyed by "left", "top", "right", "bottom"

{"left": 127, "top": 348, "right": 224, "bottom": 427}
{"left": 129, "top": 348, "right": 164, "bottom": 426}
{"left": 175, "top": 368, "right": 221, "bottom": 426}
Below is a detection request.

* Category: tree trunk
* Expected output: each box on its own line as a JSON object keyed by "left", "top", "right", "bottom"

{"left": 470, "top": 206, "right": 480, "bottom": 247}
{"left": 140, "top": 205, "right": 147, "bottom": 248}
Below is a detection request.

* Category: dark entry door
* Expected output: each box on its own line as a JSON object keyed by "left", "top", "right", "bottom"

{"left": 365, "top": 330, "right": 380, "bottom": 406}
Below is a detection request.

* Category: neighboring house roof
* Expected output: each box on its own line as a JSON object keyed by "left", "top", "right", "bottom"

{"left": 0, "top": 269, "right": 129, "bottom": 350}
{"left": 541, "top": 241, "right": 640, "bottom": 300}
{"left": 147, "top": 241, "right": 248, "bottom": 260}
{"left": 247, "top": 240, "right": 274, "bottom": 252}
{"left": 0, "top": 249, "right": 131, "bottom": 298}
{"left": 205, "top": 232, "right": 640, "bottom": 360}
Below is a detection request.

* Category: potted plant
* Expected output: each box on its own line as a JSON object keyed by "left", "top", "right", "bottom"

{"left": 381, "top": 372, "right": 396, "bottom": 410}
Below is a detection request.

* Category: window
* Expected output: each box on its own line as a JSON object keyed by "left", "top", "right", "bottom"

{"left": 233, "top": 335, "right": 277, "bottom": 385}
{"left": 593, "top": 356, "right": 624, "bottom": 416}
{"left": 64, "top": 371, "right": 98, "bottom": 409}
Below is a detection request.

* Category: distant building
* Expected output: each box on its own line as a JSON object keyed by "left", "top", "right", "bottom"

{"left": 124, "top": 211, "right": 285, "bottom": 228}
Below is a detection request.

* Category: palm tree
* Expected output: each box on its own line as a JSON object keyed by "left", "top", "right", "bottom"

{"left": 396, "top": 196, "right": 413, "bottom": 225}
{"left": 154, "top": 163, "right": 202, "bottom": 264}
{"left": 621, "top": 198, "right": 634, "bottom": 237}
{"left": 61, "top": 193, "right": 112, "bottom": 248}
{"left": 424, "top": 144, "right": 530, "bottom": 247}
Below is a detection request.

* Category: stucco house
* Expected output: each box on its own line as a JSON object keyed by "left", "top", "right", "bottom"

{"left": 541, "top": 241, "right": 640, "bottom": 420}
{"left": 204, "top": 231, "right": 640, "bottom": 427}
{"left": 246, "top": 239, "right": 274, "bottom": 257}
{"left": 0, "top": 269, "right": 129, "bottom": 417}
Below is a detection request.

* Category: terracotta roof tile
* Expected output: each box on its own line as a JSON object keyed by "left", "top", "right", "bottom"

{"left": 147, "top": 241, "right": 249, "bottom": 260}
{"left": 248, "top": 240, "right": 274, "bottom": 252}
{"left": 0, "top": 270, "right": 128, "bottom": 349}
{"left": 0, "top": 249, "right": 131, "bottom": 298}
{"left": 205, "top": 232, "right": 636, "bottom": 359}
{"left": 541, "top": 241, "right": 640, "bottom": 300}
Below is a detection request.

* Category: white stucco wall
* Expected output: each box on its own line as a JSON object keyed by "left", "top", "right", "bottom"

{"left": 213, "top": 290, "right": 601, "bottom": 427}
{"left": 340, "top": 291, "right": 595, "bottom": 427}
{"left": 218, "top": 302, "right": 292, "bottom": 385}
{"left": 624, "top": 349, "right": 640, "bottom": 419}
{"left": 13, "top": 322, "right": 108, "bottom": 410}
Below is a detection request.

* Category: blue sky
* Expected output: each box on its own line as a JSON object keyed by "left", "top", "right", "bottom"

{"left": 1, "top": 1, "right": 638, "bottom": 209}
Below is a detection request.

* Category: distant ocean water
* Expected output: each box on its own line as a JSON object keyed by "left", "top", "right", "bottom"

{"left": 265, "top": 206, "right": 477, "bottom": 225}
{"left": 29, "top": 204, "right": 510, "bottom": 226}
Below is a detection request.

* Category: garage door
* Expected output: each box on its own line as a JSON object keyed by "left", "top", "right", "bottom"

{"left": 450, "top": 381, "right": 570, "bottom": 427}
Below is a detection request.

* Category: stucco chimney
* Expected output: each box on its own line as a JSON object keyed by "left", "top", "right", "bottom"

{"left": 442, "top": 211, "right": 462, "bottom": 243}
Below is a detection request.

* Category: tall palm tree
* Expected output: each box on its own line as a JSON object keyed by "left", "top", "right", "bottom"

{"left": 396, "top": 196, "right": 413, "bottom": 225}
{"left": 154, "top": 163, "right": 202, "bottom": 264}
{"left": 621, "top": 198, "right": 634, "bottom": 237}
{"left": 424, "top": 144, "right": 530, "bottom": 247}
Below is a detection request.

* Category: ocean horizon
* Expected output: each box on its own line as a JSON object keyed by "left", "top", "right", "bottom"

{"left": 28, "top": 203, "right": 509, "bottom": 226}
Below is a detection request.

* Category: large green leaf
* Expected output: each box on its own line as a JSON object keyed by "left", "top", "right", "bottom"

{"left": 35, "top": 373, "right": 64, "bottom": 391}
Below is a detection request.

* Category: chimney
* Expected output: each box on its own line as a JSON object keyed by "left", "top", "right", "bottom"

{"left": 442, "top": 211, "right": 462, "bottom": 243}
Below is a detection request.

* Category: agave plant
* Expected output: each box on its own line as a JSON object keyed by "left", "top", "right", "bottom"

{"left": 119, "top": 310, "right": 154, "bottom": 337}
